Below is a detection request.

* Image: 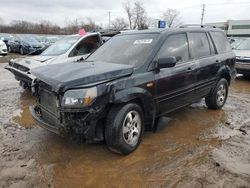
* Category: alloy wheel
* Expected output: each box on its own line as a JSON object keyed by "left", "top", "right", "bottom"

{"left": 216, "top": 83, "right": 227, "bottom": 106}
{"left": 122, "top": 110, "right": 141, "bottom": 147}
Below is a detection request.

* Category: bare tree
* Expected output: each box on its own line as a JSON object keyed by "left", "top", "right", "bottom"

{"left": 162, "top": 9, "right": 182, "bottom": 28}
{"left": 112, "top": 17, "right": 128, "bottom": 30}
{"left": 123, "top": 0, "right": 148, "bottom": 30}
{"left": 133, "top": 1, "right": 148, "bottom": 29}
{"left": 64, "top": 17, "right": 102, "bottom": 34}
{"left": 83, "top": 17, "right": 101, "bottom": 31}
{"left": 123, "top": 1, "right": 133, "bottom": 29}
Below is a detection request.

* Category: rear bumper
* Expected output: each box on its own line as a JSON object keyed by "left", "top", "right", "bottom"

{"left": 235, "top": 62, "right": 250, "bottom": 75}
{"left": 235, "top": 62, "right": 250, "bottom": 70}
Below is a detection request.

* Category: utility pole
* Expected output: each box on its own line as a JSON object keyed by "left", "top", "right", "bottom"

{"left": 108, "top": 11, "right": 111, "bottom": 30}
{"left": 201, "top": 4, "right": 205, "bottom": 25}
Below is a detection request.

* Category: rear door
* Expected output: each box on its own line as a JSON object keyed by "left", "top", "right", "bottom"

{"left": 155, "top": 33, "right": 198, "bottom": 115}
{"left": 187, "top": 31, "right": 219, "bottom": 99}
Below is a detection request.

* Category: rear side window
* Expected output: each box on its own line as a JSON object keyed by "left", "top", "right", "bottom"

{"left": 158, "top": 33, "right": 189, "bottom": 64}
{"left": 189, "top": 32, "right": 210, "bottom": 58}
{"left": 211, "top": 31, "right": 231, "bottom": 53}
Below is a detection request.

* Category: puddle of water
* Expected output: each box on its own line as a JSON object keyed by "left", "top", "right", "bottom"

{"left": 13, "top": 90, "right": 35, "bottom": 128}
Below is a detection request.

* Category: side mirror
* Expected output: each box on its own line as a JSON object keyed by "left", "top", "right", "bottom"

{"left": 158, "top": 56, "right": 177, "bottom": 69}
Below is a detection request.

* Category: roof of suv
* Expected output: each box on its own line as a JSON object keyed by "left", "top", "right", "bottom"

{"left": 120, "top": 27, "right": 223, "bottom": 36}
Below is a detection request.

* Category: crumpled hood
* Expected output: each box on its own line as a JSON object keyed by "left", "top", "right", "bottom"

{"left": 11, "top": 55, "right": 55, "bottom": 70}
{"left": 28, "top": 55, "right": 55, "bottom": 62}
{"left": 31, "top": 61, "right": 134, "bottom": 93}
{"left": 233, "top": 50, "right": 250, "bottom": 58}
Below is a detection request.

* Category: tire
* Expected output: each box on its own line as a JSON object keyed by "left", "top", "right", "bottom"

{"left": 20, "top": 47, "right": 24, "bottom": 55}
{"left": 105, "top": 103, "right": 144, "bottom": 155}
{"left": 8, "top": 46, "right": 11, "bottom": 53}
{"left": 205, "top": 78, "right": 228, "bottom": 109}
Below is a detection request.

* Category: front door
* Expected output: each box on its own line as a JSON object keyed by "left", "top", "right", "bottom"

{"left": 154, "top": 33, "right": 198, "bottom": 115}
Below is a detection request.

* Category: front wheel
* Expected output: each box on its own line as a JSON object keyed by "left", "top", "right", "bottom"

{"left": 8, "top": 46, "right": 11, "bottom": 53}
{"left": 205, "top": 78, "right": 228, "bottom": 109}
{"left": 105, "top": 103, "right": 144, "bottom": 155}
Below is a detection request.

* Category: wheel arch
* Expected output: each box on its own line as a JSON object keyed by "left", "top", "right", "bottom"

{"left": 217, "top": 65, "right": 232, "bottom": 85}
{"left": 110, "top": 87, "right": 157, "bottom": 131}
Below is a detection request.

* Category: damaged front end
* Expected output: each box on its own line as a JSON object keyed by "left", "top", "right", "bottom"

{"left": 29, "top": 61, "right": 134, "bottom": 143}
{"left": 30, "top": 80, "right": 110, "bottom": 143}
{"left": 5, "top": 59, "right": 35, "bottom": 89}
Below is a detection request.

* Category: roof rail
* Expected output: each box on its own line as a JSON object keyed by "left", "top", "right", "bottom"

{"left": 179, "top": 24, "right": 216, "bottom": 28}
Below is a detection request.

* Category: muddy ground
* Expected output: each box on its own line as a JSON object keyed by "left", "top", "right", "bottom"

{"left": 0, "top": 53, "right": 22, "bottom": 64}
{"left": 0, "top": 55, "right": 250, "bottom": 188}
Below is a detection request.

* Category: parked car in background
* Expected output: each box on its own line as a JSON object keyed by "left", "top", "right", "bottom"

{"left": 229, "top": 37, "right": 247, "bottom": 49}
{"left": 5, "top": 32, "right": 103, "bottom": 89}
{"left": 0, "top": 33, "right": 13, "bottom": 48}
{"left": 0, "top": 39, "right": 8, "bottom": 55}
{"left": 29, "top": 27, "right": 236, "bottom": 154}
{"left": 7, "top": 34, "right": 45, "bottom": 55}
{"left": 46, "top": 36, "right": 61, "bottom": 44}
{"left": 234, "top": 38, "right": 250, "bottom": 77}
{"left": 33, "top": 35, "right": 50, "bottom": 49}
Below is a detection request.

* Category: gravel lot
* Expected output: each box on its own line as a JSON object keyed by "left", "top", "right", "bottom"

{"left": 0, "top": 54, "right": 250, "bottom": 188}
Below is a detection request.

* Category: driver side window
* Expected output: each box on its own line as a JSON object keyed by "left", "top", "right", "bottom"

{"left": 69, "top": 35, "right": 101, "bottom": 57}
{"left": 158, "top": 33, "right": 190, "bottom": 64}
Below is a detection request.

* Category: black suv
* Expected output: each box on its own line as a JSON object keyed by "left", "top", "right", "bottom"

{"left": 30, "top": 27, "right": 236, "bottom": 154}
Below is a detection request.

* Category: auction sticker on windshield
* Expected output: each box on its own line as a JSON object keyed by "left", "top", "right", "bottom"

{"left": 134, "top": 39, "right": 153, "bottom": 44}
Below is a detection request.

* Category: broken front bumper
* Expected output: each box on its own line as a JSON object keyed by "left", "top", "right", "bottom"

{"left": 29, "top": 106, "right": 63, "bottom": 134}
{"left": 30, "top": 104, "right": 107, "bottom": 142}
{"left": 5, "top": 65, "right": 35, "bottom": 85}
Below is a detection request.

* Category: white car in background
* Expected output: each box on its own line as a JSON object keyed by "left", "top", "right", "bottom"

{"left": 233, "top": 38, "right": 250, "bottom": 77}
{"left": 5, "top": 32, "right": 104, "bottom": 89}
{"left": 0, "top": 38, "right": 7, "bottom": 55}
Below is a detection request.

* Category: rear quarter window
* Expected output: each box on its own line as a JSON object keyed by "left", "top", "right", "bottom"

{"left": 211, "top": 31, "right": 232, "bottom": 53}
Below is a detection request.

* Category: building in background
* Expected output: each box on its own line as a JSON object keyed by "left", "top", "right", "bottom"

{"left": 206, "top": 20, "right": 250, "bottom": 37}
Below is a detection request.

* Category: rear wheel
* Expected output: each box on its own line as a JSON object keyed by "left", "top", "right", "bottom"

{"left": 20, "top": 47, "right": 24, "bottom": 55}
{"left": 205, "top": 78, "right": 228, "bottom": 109}
{"left": 105, "top": 103, "right": 144, "bottom": 154}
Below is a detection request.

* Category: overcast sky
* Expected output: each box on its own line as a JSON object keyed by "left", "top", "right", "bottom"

{"left": 0, "top": 0, "right": 250, "bottom": 27}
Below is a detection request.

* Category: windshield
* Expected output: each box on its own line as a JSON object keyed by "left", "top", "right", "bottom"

{"left": 20, "top": 35, "right": 38, "bottom": 43}
{"left": 87, "top": 33, "right": 159, "bottom": 67}
{"left": 235, "top": 38, "right": 250, "bottom": 50}
{"left": 41, "top": 35, "right": 81, "bottom": 56}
